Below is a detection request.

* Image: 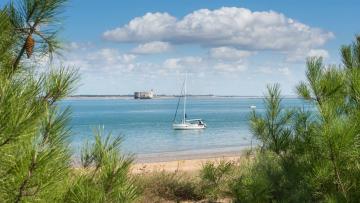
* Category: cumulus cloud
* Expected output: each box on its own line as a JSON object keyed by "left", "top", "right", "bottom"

{"left": 286, "top": 48, "right": 329, "bottom": 62}
{"left": 103, "top": 7, "right": 333, "bottom": 52}
{"left": 162, "top": 56, "right": 249, "bottom": 74}
{"left": 88, "top": 49, "right": 136, "bottom": 64}
{"left": 307, "top": 49, "right": 329, "bottom": 58}
{"left": 214, "top": 61, "right": 247, "bottom": 72}
{"left": 163, "top": 56, "right": 203, "bottom": 70}
{"left": 104, "top": 12, "right": 177, "bottom": 42}
{"left": 257, "top": 66, "right": 292, "bottom": 76}
{"left": 55, "top": 48, "right": 139, "bottom": 74}
{"left": 209, "top": 47, "right": 253, "bottom": 60}
{"left": 132, "top": 41, "right": 172, "bottom": 54}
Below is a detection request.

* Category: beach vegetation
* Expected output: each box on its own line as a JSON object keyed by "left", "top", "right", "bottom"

{"left": 0, "top": 1, "right": 76, "bottom": 202}
{"left": 63, "top": 128, "right": 139, "bottom": 203}
{"left": 232, "top": 35, "right": 360, "bottom": 202}
{"left": 135, "top": 171, "right": 203, "bottom": 202}
{"left": 199, "top": 160, "right": 235, "bottom": 202}
{"left": 1, "top": 0, "right": 360, "bottom": 203}
{"left": 0, "top": 1, "right": 139, "bottom": 202}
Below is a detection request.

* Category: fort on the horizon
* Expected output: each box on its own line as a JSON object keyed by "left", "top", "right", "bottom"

{"left": 134, "top": 90, "right": 154, "bottom": 99}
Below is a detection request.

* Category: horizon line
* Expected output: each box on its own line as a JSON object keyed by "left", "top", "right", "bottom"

{"left": 68, "top": 94, "right": 300, "bottom": 98}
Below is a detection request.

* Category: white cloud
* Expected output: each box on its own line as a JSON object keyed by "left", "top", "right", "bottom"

{"left": 209, "top": 47, "right": 253, "bottom": 60}
{"left": 278, "top": 67, "right": 291, "bottom": 76}
{"left": 307, "top": 49, "right": 329, "bottom": 58}
{"left": 161, "top": 56, "right": 252, "bottom": 74}
{"left": 132, "top": 41, "right": 172, "bottom": 54}
{"left": 213, "top": 61, "right": 247, "bottom": 72}
{"left": 87, "top": 48, "right": 136, "bottom": 65}
{"left": 103, "top": 12, "right": 177, "bottom": 42}
{"left": 286, "top": 48, "right": 329, "bottom": 62}
{"left": 103, "top": 7, "right": 333, "bottom": 52}
{"left": 163, "top": 58, "right": 181, "bottom": 69}
{"left": 57, "top": 48, "right": 138, "bottom": 74}
{"left": 163, "top": 56, "right": 203, "bottom": 70}
{"left": 256, "top": 66, "right": 291, "bottom": 76}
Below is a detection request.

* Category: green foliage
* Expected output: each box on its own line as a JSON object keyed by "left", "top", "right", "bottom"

{"left": 63, "top": 128, "right": 139, "bottom": 203}
{"left": 295, "top": 56, "right": 359, "bottom": 201}
{"left": 1, "top": 7, "right": 77, "bottom": 197}
{"left": 2, "top": 1, "right": 360, "bottom": 202}
{"left": 238, "top": 35, "right": 360, "bottom": 202}
{"left": 250, "top": 84, "right": 293, "bottom": 155}
{"left": 0, "top": 66, "right": 78, "bottom": 202}
{"left": 199, "top": 160, "right": 234, "bottom": 201}
{"left": 1, "top": 1, "right": 139, "bottom": 202}
{"left": 135, "top": 171, "right": 203, "bottom": 202}
{"left": 341, "top": 35, "right": 360, "bottom": 70}
{"left": 229, "top": 152, "right": 277, "bottom": 203}
{"left": 6, "top": 0, "right": 67, "bottom": 73}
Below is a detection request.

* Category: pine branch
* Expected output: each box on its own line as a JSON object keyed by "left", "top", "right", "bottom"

{"left": 14, "top": 152, "right": 37, "bottom": 203}
{"left": 7, "top": 0, "right": 68, "bottom": 75}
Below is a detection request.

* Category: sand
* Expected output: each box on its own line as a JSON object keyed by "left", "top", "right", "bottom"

{"left": 132, "top": 155, "right": 243, "bottom": 174}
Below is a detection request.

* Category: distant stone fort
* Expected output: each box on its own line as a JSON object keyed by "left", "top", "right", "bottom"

{"left": 134, "top": 90, "right": 154, "bottom": 99}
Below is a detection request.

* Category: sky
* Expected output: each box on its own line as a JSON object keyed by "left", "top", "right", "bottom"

{"left": 5, "top": 0, "right": 360, "bottom": 95}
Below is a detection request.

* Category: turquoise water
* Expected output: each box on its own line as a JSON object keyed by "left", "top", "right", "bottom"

{"left": 60, "top": 97, "right": 309, "bottom": 161}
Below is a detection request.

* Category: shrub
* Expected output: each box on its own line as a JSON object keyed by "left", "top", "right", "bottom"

{"left": 228, "top": 152, "right": 278, "bottom": 203}
{"left": 199, "top": 160, "right": 235, "bottom": 201}
{"left": 63, "top": 128, "right": 139, "bottom": 203}
{"left": 135, "top": 171, "right": 203, "bottom": 202}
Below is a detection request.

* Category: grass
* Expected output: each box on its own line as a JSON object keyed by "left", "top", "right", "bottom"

{"left": 134, "top": 171, "right": 204, "bottom": 202}
{"left": 132, "top": 154, "right": 255, "bottom": 203}
{"left": 69, "top": 153, "right": 256, "bottom": 202}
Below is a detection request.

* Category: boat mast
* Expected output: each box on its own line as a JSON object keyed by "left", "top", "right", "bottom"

{"left": 183, "top": 73, "right": 187, "bottom": 123}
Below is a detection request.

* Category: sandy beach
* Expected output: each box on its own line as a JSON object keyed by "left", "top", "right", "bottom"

{"left": 132, "top": 154, "right": 245, "bottom": 174}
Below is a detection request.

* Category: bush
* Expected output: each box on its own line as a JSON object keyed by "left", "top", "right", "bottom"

{"left": 228, "top": 152, "right": 278, "bottom": 203}
{"left": 199, "top": 160, "right": 235, "bottom": 202}
{"left": 135, "top": 171, "right": 203, "bottom": 202}
{"left": 63, "top": 129, "right": 139, "bottom": 203}
{"left": 244, "top": 36, "right": 360, "bottom": 202}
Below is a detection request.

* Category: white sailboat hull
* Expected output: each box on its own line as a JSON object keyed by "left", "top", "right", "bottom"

{"left": 172, "top": 73, "right": 207, "bottom": 130}
{"left": 173, "top": 123, "right": 206, "bottom": 130}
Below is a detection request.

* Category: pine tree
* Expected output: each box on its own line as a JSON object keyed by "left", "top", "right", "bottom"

{"left": 0, "top": 1, "right": 75, "bottom": 202}
{"left": 0, "top": 1, "right": 139, "bottom": 202}
{"left": 250, "top": 84, "right": 293, "bottom": 155}
{"left": 64, "top": 128, "right": 139, "bottom": 203}
{"left": 243, "top": 36, "right": 360, "bottom": 202}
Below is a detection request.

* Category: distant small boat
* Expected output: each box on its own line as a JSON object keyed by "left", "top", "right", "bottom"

{"left": 172, "top": 73, "right": 207, "bottom": 130}
{"left": 250, "top": 105, "right": 256, "bottom": 109}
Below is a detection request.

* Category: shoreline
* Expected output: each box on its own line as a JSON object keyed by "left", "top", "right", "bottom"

{"left": 134, "top": 146, "right": 250, "bottom": 163}
{"left": 64, "top": 95, "right": 299, "bottom": 100}
{"left": 71, "top": 146, "right": 253, "bottom": 169}
{"left": 72, "top": 149, "right": 250, "bottom": 173}
{"left": 131, "top": 148, "right": 250, "bottom": 173}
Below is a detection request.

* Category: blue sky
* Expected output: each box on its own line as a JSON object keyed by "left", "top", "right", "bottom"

{"left": 6, "top": 0, "right": 360, "bottom": 95}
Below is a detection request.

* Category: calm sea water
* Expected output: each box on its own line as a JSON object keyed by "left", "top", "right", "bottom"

{"left": 60, "top": 97, "right": 310, "bottom": 161}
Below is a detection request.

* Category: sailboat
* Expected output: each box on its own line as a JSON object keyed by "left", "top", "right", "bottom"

{"left": 172, "top": 74, "right": 207, "bottom": 130}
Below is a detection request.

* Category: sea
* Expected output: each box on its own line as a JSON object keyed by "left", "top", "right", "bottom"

{"left": 60, "top": 97, "right": 311, "bottom": 162}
